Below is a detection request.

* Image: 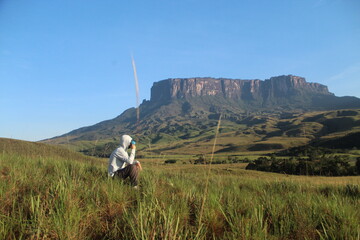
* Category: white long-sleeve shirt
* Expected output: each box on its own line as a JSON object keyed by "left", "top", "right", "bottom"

{"left": 108, "top": 135, "right": 138, "bottom": 177}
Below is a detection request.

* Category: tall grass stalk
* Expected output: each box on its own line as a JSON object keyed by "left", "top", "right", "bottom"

{"left": 198, "top": 114, "right": 222, "bottom": 227}
{"left": 131, "top": 54, "right": 140, "bottom": 124}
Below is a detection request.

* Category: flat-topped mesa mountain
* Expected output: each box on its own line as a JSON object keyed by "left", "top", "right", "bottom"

{"left": 151, "top": 75, "right": 332, "bottom": 103}
{"left": 148, "top": 75, "right": 360, "bottom": 112}
{"left": 43, "top": 75, "right": 360, "bottom": 149}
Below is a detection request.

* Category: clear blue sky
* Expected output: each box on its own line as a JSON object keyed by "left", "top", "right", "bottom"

{"left": 1, "top": 0, "right": 359, "bottom": 141}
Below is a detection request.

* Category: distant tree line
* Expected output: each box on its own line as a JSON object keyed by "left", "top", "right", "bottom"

{"left": 277, "top": 146, "right": 336, "bottom": 157}
{"left": 192, "top": 154, "right": 251, "bottom": 165}
{"left": 80, "top": 142, "right": 118, "bottom": 158}
{"left": 246, "top": 153, "right": 360, "bottom": 176}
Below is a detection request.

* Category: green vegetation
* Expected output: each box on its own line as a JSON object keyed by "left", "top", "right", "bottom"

{"left": 0, "top": 138, "right": 97, "bottom": 163}
{"left": 1, "top": 138, "right": 360, "bottom": 239}
{"left": 247, "top": 146, "right": 360, "bottom": 176}
{"left": 246, "top": 155, "right": 359, "bottom": 176}
{"left": 48, "top": 108, "right": 360, "bottom": 159}
{"left": 192, "top": 154, "right": 251, "bottom": 165}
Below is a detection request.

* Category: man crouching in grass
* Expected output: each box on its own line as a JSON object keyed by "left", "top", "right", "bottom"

{"left": 108, "top": 135, "right": 142, "bottom": 188}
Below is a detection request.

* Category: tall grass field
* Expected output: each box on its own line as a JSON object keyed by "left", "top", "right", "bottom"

{"left": 1, "top": 138, "right": 359, "bottom": 239}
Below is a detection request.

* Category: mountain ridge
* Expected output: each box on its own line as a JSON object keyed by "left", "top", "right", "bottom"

{"left": 42, "top": 75, "right": 360, "bottom": 155}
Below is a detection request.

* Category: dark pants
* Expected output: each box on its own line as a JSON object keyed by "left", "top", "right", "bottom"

{"left": 114, "top": 164, "right": 139, "bottom": 186}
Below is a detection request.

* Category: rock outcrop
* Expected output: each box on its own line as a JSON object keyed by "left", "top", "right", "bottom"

{"left": 150, "top": 75, "right": 332, "bottom": 103}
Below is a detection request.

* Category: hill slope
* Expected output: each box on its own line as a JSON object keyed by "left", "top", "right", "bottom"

{"left": 2, "top": 137, "right": 359, "bottom": 239}
{"left": 0, "top": 138, "right": 99, "bottom": 162}
{"left": 42, "top": 75, "right": 360, "bottom": 155}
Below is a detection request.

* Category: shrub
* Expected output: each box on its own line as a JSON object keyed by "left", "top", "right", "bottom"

{"left": 164, "top": 159, "right": 177, "bottom": 164}
{"left": 246, "top": 154, "right": 357, "bottom": 176}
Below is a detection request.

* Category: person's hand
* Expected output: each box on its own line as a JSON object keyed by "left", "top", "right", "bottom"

{"left": 135, "top": 162, "right": 142, "bottom": 171}
{"left": 130, "top": 144, "right": 136, "bottom": 150}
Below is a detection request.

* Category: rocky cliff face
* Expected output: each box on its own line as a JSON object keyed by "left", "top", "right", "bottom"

{"left": 150, "top": 75, "right": 333, "bottom": 103}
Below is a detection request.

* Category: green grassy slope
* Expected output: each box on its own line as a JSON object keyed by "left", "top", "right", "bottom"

{"left": 132, "top": 109, "right": 360, "bottom": 156}
{"left": 0, "top": 138, "right": 100, "bottom": 163}
{"left": 1, "top": 139, "right": 359, "bottom": 239}
{"left": 43, "top": 108, "right": 360, "bottom": 159}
